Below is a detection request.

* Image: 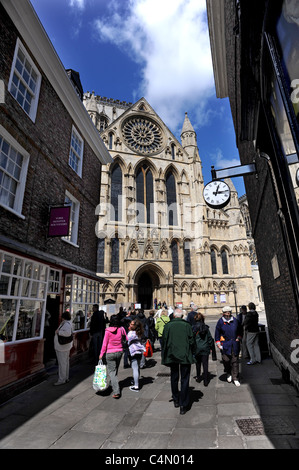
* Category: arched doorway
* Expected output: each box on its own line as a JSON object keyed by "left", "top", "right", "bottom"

{"left": 137, "top": 272, "right": 153, "bottom": 309}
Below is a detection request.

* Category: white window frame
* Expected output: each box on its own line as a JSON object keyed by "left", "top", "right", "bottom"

{"left": 69, "top": 125, "right": 84, "bottom": 177}
{"left": 62, "top": 190, "right": 80, "bottom": 247}
{"left": 0, "top": 125, "right": 29, "bottom": 218}
{"left": 8, "top": 38, "right": 41, "bottom": 123}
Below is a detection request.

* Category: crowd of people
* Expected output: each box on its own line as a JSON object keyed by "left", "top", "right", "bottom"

{"left": 53, "top": 301, "right": 262, "bottom": 414}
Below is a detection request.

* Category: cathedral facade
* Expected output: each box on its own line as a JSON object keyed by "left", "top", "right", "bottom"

{"left": 84, "top": 92, "right": 257, "bottom": 314}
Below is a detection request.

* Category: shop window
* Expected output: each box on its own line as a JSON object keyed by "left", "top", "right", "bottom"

{"left": 0, "top": 251, "right": 48, "bottom": 342}
{"left": 111, "top": 163, "right": 122, "bottom": 221}
{"left": 64, "top": 274, "right": 101, "bottom": 330}
{"left": 8, "top": 38, "right": 41, "bottom": 122}
{"left": 69, "top": 126, "right": 84, "bottom": 177}
{"left": 48, "top": 269, "right": 61, "bottom": 294}
{"left": 63, "top": 191, "right": 80, "bottom": 246}
{"left": 0, "top": 125, "right": 29, "bottom": 216}
{"left": 166, "top": 171, "right": 178, "bottom": 226}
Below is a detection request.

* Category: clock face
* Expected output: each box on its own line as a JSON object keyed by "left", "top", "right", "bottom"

{"left": 203, "top": 181, "right": 231, "bottom": 209}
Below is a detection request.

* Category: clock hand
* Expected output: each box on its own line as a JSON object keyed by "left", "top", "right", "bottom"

{"left": 215, "top": 184, "right": 220, "bottom": 195}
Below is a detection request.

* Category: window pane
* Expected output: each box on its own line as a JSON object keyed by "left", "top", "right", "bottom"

{"left": 17, "top": 300, "right": 42, "bottom": 340}
{"left": 0, "top": 299, "right": 17, "bottom": 342}
{"left": 171, "top": 240, "right": 179, "bottom": 275}
{"left": 166, "top": 172, "right": 178, "bottom": 226}
{"left": 111, "top": 164, "right": 122, "bottom": 221}
{"left": 111, "top": 237, "right": 119, "bottom": 273}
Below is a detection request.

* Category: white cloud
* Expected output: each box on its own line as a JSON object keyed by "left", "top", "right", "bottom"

{"left": 211, "top": 149, "right": 241, "bottom": 170}
{"left": 93, "top": 0, "right": 214, "bottom": 132}
{"left": 69, "top": 0, "right": 86, "bottom": 9}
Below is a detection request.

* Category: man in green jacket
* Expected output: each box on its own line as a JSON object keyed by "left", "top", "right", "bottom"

{"left": 162, "top": 308, "right": 196, "bottom": 414}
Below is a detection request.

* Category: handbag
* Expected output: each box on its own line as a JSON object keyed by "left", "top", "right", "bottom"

{"left": 143, "top": 339, "right": 153, "bottom": 358}
{"left": 58, "top": 334, "right": 73, "bottom": 345}
{"left": 92, "top": 360, "right": 110, "bottom": 392}
{"left": 57, "top": 323, "right": 73, "bottom": 345}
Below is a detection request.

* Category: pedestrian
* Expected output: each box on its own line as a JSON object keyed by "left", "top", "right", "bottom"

{"left": 215, "top": 306, "right": 243, "bottom": 386}
{"left": 162, "top": 308, "right": 196, "bottom": 415}
{"left": 186, "top": 304, "right": 198, "bottom": 326}
{"left": 237, "top": 305, "right": 249, "bottom": 359}
{"left": 192, "top": 312, "right": 217, "bottom": 386}
{"left": 99, "top": 315, "right": 127, "bottom": 398}
{"left": 137, "top": 309, "right": 148, "bottom": 369}
{"left": 147, "top": 310, "right": 157, "bottom": 351}
{"left": 155, "top": 308, "right": 170, "bottom": 355}
{"left": 244, "top": 302, "right": 261, "bottom": 365}
{"left": 89, "top": 305, "right": 107, "bottom": 365}
{"left": 54, "top": 311, "right": 73, "bottom": 386}
{"left": 127, "top": 319, "right": 145, "bottom": 392}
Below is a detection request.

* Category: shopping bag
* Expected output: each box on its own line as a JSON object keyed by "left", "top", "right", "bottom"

{"left": 92, "top": 360, "right": 109, "bottom": 392}
{"left": 143, "top": 339, "right": 153, "bottom": 358}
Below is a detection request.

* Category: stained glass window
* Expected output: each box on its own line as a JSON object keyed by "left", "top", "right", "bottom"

{"left": 97, "top": 238, "right": 105, "bottom": 273}
{"left": 166, "top": 171, "right": 178, "bottom": 226}
{"left": 221, "top": 249, "right": 229, "bottom": 274}
{"left": 136, "top": 164, "right": 154, "bottom": 224}
{"left": 171, "top": 240, "right": 179, "bottom": 274}
{"left": 111, "top": 237, "right": 119, "bottom": 273}
{"left": 111, "top": 164, "right": 122, "bottom": 221}
{"left": 211, "top": 249, "right": 217, "bottom": 274}
{"left": 184, "top": 241, "right": 191, "bottom": 275}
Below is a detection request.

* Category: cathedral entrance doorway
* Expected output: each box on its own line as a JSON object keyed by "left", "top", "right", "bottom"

{"left": 137, "top": 272, "right": 153, "bottom": 309}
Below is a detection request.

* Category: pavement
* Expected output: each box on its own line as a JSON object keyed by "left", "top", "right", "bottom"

{"left": 0, "top": 315, "right": 299, "bottom": 452}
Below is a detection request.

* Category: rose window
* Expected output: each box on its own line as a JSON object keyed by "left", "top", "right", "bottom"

{"left": 122, "top": 117, "right": 164, "bottom": 154}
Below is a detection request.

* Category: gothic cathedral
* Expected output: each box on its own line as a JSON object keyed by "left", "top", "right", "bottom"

{"left": 84, "top": 92, "right": 257, "bottom": 314}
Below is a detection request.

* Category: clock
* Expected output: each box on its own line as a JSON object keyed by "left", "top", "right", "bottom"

{"left": 203, "top": 180, "right": 231, "bottom": 209}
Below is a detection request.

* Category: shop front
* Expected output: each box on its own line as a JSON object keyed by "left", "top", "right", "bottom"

{"left": 0, "top": 248, "right": 105, "bottom": 401}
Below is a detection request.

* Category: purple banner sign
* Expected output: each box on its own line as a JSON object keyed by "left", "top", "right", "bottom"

{"left": 48, "top": 206, "right": 71, "bottom": 237}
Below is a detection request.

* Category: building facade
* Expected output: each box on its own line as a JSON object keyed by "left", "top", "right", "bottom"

{"left": 0, "top": 0, "right": 111, "bottom": 400}
{"left": 207, "top": 0, "right": 299, "bottom": 389}
{"left": 83, "top": 92, "right": 259, "bottom": 314}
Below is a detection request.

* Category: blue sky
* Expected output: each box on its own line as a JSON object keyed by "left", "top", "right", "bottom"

{"left": 30, "top": 0, "right": 245, "bottom": 196}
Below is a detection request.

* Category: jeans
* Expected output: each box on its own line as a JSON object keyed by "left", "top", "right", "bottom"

{"left": 170, "top": 363, "right": 191, "bottom": 408}
{"left": 131, "top": 353, "right": 142, "bottom": 388}
{"left": 106, "top": 351, "right": 123, "bottom": 395}
{"left": 195, "top": 354, "right": 209, "bottom": 384}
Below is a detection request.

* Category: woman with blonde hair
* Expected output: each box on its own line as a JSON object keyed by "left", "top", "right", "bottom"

{"left": 127, "top": 319, "right": 145, "bottom": 392}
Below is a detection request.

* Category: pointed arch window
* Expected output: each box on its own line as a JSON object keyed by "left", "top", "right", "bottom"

{"left": 166, "top": 171, "right": 178, "bottom": 225}
{"left": 97, "top": 238, "right": 105, "bottom": 273}
{"left": 171, "top": 143, "right": 175, "bottom": 160}
{"left": 211, "top": 249, "right": 217, "bottom": 274}
{"left": 221, "top": 249, "right": 229, "bottom": 274}
{"left": 171, "top": 240, "right": 179, "bottom": 275}
{"left": 111, "top": 236, "right": 119, "bottom": 273}
{"left": 111, "top": 163, "right": 122, "bottom": 221}
{"left": 136, "top": 164, "right": 154, "bottom": 224}
{"left": 109, "top": 132, "right": 113, "bottom": 150}
{"left": 184, "top": 241, "right": 191, "bottom": 275}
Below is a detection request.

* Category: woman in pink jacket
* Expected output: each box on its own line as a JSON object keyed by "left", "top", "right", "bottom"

{"left": 99, "top": 314, "right": 127, "bottom": 398}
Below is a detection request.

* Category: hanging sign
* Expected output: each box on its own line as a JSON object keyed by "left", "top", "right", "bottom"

{"left": 48, "top": 206, "right": 71, "bottom": 237}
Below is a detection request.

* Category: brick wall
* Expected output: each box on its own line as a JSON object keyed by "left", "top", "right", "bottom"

{"left": 0, "top": 4, "right": 101, "bottom": 272}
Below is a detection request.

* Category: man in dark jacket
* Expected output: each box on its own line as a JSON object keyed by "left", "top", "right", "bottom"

{"left": 89, "top": 305, "right": 107, "bottom": 365}
{"left": 215, "top": 306, "right": 242, "bottom": 386}
{"left": 244, "top": 302, "right": 261, "bottom": 365}
{"left": 162, "top": 308, "right": 196, "bottom": 415}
